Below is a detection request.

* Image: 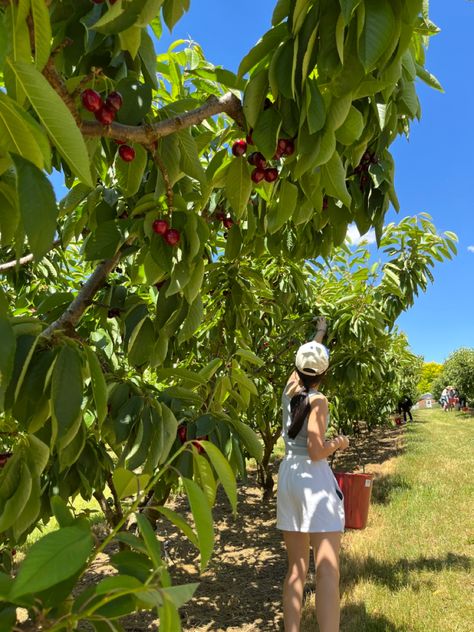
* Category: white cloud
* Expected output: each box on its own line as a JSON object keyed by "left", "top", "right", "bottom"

{"left": 468, "top": 245, "right": 474, "bottom": 253}
{"left": 346, "top": 224, "right": 377, "bottom": 246}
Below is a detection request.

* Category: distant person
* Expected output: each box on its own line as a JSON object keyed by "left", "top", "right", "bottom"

{"left": 398, "top": 395, "right": 413, "bottom": 423}
{"left": 277, "top": 317, "right": 350, "bottom": 632}
{"left": 440, "top": 387, "right": 449, "bottom": 412}
{"left": 459, "top": 393, "right": 467, "bottom": 409}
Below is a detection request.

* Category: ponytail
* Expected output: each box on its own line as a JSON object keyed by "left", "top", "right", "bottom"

{"left": 286, "top": 369, "right": 324, "bottom": 439}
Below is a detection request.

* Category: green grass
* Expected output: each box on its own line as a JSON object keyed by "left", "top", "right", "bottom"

{"left": 302, "top": 408, "right": 474, "bottom": 632}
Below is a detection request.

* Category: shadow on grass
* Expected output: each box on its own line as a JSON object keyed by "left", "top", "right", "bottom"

{"left": 371, "top": 473, "right": 411, "bottom": 505}
{"left": 341, "top": 552, "right": 472, "bottom": 593}
{"left": 340, "top": 602, "right": 410, "bottom": 632}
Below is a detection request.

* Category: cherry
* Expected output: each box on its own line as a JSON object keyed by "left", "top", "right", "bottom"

{"left": 248, "top": 152, "right": 266, "bottom": 169}
{"left": 81, "top": 89, "right": 102, "bottom": 113}
{"left": 273, "top": 148, "right": 284, "bottom": 160}
{"left": 251, "top": 168, "right": 265, "bottom": 183}
{"left": 95, "top": 103, "right": 116, "bottom": 125}
{"left": 192, "top": 437, "right": 208, "bottom": 454}
{"left": 118, "top": 145, "right": 135, "bottom": 162}
{"left": 106, "top": 91, "right": 123, "bottom": 111}
{"left": 223, "top": 217, "right": 234, "bottom": 229}
{"left": 115, "top": 139, "right": 126, "bottom": 145}
{"left": 215, "top": 211, "right": 226, "bottom": 221}
{"left": 246, "top": 130, "right": 254, "bottom": 145}
{"left": 152, "top": 219, "right": 169, "bottom": 235}
{"left": 277, "top": 138, "right": 288, "bottom": 153}
{"left": 164, "top": 228, "right": 180, "bottom": 246}
{"left": 264, "top": 168, "right": 279, "bottom": 183}
{"left": 232, "top": 140, "right": 247, "bottom": 157}
{"left": 285, "top": 139, "right": 295, "bottom": 156}
{"left": 177, "top": 426, "right": 187, "bottom": 443}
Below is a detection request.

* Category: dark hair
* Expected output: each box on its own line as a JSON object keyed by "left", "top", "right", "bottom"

{"left": 287, "top": 370, "right": 323, "bottom": 439}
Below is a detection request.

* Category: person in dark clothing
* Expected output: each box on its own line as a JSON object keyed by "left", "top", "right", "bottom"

{"left": 398, "top": 395, "right": 413, "bottom": 423}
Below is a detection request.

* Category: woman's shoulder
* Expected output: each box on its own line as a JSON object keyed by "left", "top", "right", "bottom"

{"left": 308, "top": 391, "right": 327, "bottom": 406}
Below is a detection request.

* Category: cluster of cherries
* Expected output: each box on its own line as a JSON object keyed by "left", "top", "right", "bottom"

{"left": 214, "top": 210, "right": 234, "bottom": 229}
{"left": 152, "top": 218, "right": 180, "bottom": 246}
{"left": 231, "top": 132, "right": 295, "bottom": 184}
{"left": 81, "top": 88, "right": 136, "bottom": 162}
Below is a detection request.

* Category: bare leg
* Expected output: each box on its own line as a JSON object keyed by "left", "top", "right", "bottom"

{"left": 282, "top": 531, "right": 310, "bottom": 632}
{"left": 310, "top": 532, "right": 342, "bottom": 632}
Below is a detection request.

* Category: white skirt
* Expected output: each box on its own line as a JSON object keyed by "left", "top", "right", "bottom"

{"left": 276, "top": 455, "right": 345, "bottom": 533}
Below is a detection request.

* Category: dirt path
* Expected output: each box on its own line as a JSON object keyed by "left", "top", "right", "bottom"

{"left": 119, "top": 422, "right": 406, "bottom": 631}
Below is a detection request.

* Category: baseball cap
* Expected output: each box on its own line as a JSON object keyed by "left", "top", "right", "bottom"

{"left": 295, "top": 341, "right": 329, "bottom": 376}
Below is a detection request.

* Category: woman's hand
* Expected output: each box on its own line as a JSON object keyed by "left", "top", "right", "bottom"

{"left": 336, "top": 435, "right": 350, "bottom": 451}
{"left": 313, "top": 316, "right": 328, "bottom": 342}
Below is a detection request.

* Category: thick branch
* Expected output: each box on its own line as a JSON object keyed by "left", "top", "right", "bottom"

{"left": 41, "top": 251, "right": 122, "bottom": 338}
{"left": 81, "top": 92, "right": 245, "bottom": 144}
{"left": 0, "top": 239, "right": 61, "bottom": 273}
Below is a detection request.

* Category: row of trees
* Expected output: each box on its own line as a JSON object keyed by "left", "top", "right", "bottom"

{"left": 0, "top": 0, "right": 456, "bottom": 629}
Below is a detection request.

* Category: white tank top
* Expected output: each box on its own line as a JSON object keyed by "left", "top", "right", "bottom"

{"left": 281, "top": 386, "right": 328, "bottom": 457}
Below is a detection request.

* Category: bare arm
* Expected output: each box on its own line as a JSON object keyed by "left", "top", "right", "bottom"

{"left": 307, "top": 395, "right": 349, "bottom": 461}
{"left": 313, "top": 316, "right": 327, "bottom": 344}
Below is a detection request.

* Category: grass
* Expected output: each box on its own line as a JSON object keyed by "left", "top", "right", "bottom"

{"left": 301, "top": 408, "right": 474, "bottom": 632}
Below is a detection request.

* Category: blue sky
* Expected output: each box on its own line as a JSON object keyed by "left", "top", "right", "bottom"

{"left": 155, "top": 0, "right": 474, "bottom": 363}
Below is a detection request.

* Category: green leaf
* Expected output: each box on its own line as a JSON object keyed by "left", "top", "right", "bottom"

{"left": 112, "top": 467, "right": 150, "bottom": 499}
{"left": 84, "top": 220, "right": 123, "bottom": 260}
{"left": 243, "top": 69, "right": 268, "bottom": 128}
{"left": 339, "top": 0, "right": 361, "bottom": 25}
{"left": 238, "top": 23, "right": 288, "bottom": 77}
{"left": 176, "top": 130, "right": 206, "bottom": 185}
{"left": 158, "top": 402, "right": 178, "bottom": 465}
{"left": 162, "top": 0, "right": 189, "bottom": 31}
{"left": 267, "top": 180, "right": 298, "bottom": 234}
{"left": 192, "top": 450, "right": 216, "bottom": 506}
{"left": 228, "top": 417, "right": 264, "bottom": 462}
{"left": 183, "top": 258, "right": 204, "bottom": 304}
{"left": 358, "top": 0, "right": 396, "bottom": 72}
{"left": 182, "top": 477, "right": 214, "bottom": 571}
{"left": 415, "top": 63, "right": 444, "bottom": 92}
{"left": 201, "top": 441, "right": 237, "bottom": 514}
{"left": 253, "top": 107, "right": 283, "bottom": 161}
{"left": 224, "top": 224, "right": 242, "bottom": 260}
{"left": 119, "top": 25, "right": 142, "bottom": 59}
{"left": 8, "top": 61, "right": 93, "bottom": 186}
{"left": 306, "top": 80, "right": 326, "bottom": 135}
{"left": 321, "top": 152, "right": 351, "bottom": 208}
{"left": 91, "top": 0, "right": 148, "bottom": 35}
{"left": 84, "top": 346, "right": 108, "bottom": 427}
{"left": 0, "top": 317, "right": 16, "bottom": 412}
{"left": 31, "top": 0, "right": 52, "bottom": 71}
{"left": 225, "top": 157, "right": 252, "bottom": 220}
{"left": 136, "top": 514, "right": 162, "bottom": 569}
{"left": 13, "top": 154, "right": 57, "bottom": 260}
{"left": 155, "top": 506, "right": 198, "bottom": 547}
{"left": 0, "top": 92, "right": 46, "bottom": 170}
{"left": 235, "top": 348, "right": 264, "bottom": 367}
{"left": 335, "top": 105, "right": 364, "bottom": 145}
{"left": 51, "top": 345, "right": 83, "bottom": 441}
{"left": 50, "top": 496, "right": 75, "bottom": 528}
{"left": 128, "top": 317, "right": 155, "bottom": 367}
{"left": 115, "top": 144, "right": 148, "bottom": 197}
{"left": 10, "top": 526, "right": 93, "bottom": 599}
{"left": 161, "top": 583, "right": 199, "bottom": 609}
{"left": 178, "top": 295, "right": 203, "bottom": 344}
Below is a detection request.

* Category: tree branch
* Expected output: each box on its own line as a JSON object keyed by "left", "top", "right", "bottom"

{"left": 80, "top": 92, "right": 245, "bottom": 144}
{"left": 0, "top": 239, "right": 61, "bottom": 273}
{"left": 41, "top": 251, "right": 122, "bottom": 338}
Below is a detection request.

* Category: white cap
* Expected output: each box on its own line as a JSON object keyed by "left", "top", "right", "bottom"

{"left": 295, "top": 341, "right": 329, "bottom": 376}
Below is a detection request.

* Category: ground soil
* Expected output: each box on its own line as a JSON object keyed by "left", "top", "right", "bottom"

{"left": 119, "top": 422, "right": 405, "bottom": 631}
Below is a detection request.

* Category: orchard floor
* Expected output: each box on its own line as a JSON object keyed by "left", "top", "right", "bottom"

{"left": 88, "top": 419, "right": 408, "bottom": 632}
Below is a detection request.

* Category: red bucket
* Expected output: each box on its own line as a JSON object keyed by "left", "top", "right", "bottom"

{"left": 334, "top": 471, "right": 374, "bottom": 530}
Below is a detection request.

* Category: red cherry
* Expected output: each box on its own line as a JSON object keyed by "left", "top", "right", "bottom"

{"left": 264, "top": 168, "right": 279, "bottom": 183}
{"left": 246, "top": 130, "right": 254, "bottom": 145}
{"left": 95, "top": 103, "right": 116, "bottom": 125}
{"left": 223, "top": 217, "right": 234, "bottom": 229}
{"left": 284, "top": 139, "right": 295, "bottom": 156}
{"left": 248, "top": 152, "right": 266, "bottom": 169}
{"left": 192, "top": 438, "right": 207, "bottom": 454}
{"left": 277, "top": 138, "right": 288, "bottom": 153}
{"left": 273, "top": 148, "right": 284, "bottom": 160}
{"left": 178, "top": 425, "right": 187, "bottom": 443}
{"left": 251, "top": 168, "right": 265, "bottom": 184}
{"left": 232, "top": 140, "right": 247, "bottom": 157}
{"left": 215, "top": 211, "right": 226, "bottom": 221}
{"left": 164, "top": 228, "right": 180, "bottom": 246}
{"left": 152, "top": 219, "right": 169, "bottom": 235}
{"left": 81, "top": 89, "right": 102, "bottom": 113}
{"left": 106, "top": 91, "right": 123, "bottom": 111}
{"left": 115, "top": 139, "right": 126, "bottom": 145}
{"left": 118, "top": 145, "right": 135, "bottom": 162}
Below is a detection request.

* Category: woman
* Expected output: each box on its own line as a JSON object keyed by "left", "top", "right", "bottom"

{"left": 276, "top": 319, "right": 349, "bottom": 632}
